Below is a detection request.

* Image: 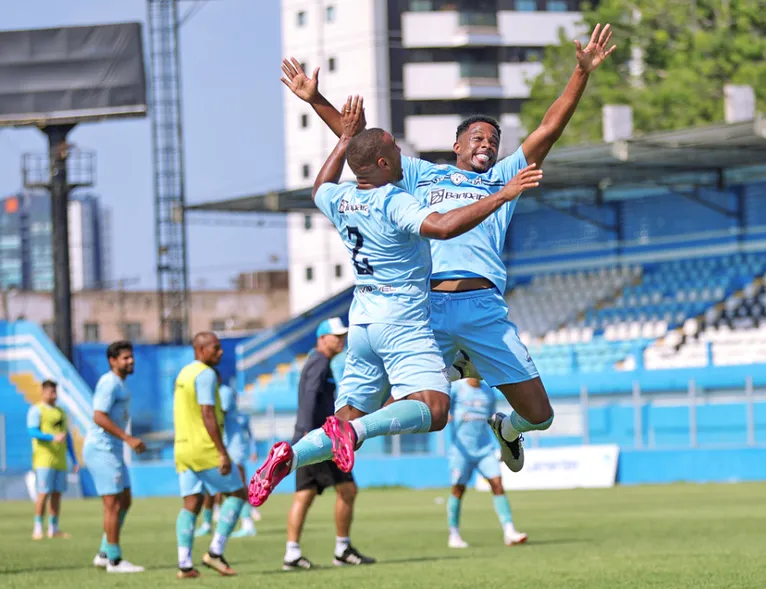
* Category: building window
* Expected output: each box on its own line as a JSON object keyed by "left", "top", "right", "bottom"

{"left": 410, "top": 0, "right": 433, "bottom": 10}
{"left": 300, "top": 113, "right": 309, "bottom": 128}
{"left": 302, "top": 164, "right": 311, "bottom": 179}
{"left": 83, "top": 322, "right": 100, "bottom": 342}
{"left": 304, "top": 214, "right": 312, "bottom": 230}
{"left": 335, "top": 264, "right": 343, "bottom": 278}
{"left": 326, "top": 5, "right": 335, "bottom": 22}
{"left": 120, "top": 322, "right": 142, "bottom": 342}
{"left": 299, "top": 61, "right": 308, "bottom": 73}
{"left": 545, "top": 0, "right": 567, "bottom": 10}
{"left": 305, "top": 266, "right": 314, "bottom": 282}
{"left": 211, "top": 319, "right": 227, "bottom": 332}
{"left": 296, "top": 10, "right": 307, "bottom": 26}
{"left": 515, "top": 0, "right": 537, "bottom": 10}
{"left": 328, "top": 57, "right": 336, "bottom": 72}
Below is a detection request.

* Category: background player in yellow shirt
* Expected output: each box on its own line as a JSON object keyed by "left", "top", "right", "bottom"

{"left": 173, "top": 332, "right": 249, "bottom": 579}
{"left": 27, "top": 380, "right": 79, "bottom": 540}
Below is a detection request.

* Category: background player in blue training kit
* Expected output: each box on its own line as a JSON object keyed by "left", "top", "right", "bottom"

{"left": 249, "top": 96, "right": 543, "bottom": 508}
{"left": 279, "top": 23, "right": 615, "bottom": 473}
{"left": 447, "top": 378, "right": 527, "bottom": 549}
{"left": 83, "top": 340, "right": 146, "bottom": 573}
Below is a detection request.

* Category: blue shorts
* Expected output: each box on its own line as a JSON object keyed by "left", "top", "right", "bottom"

{"left": 336, "top": 322, "right": 451, "bottom": 415}
{"left": 83, "top": 444, "right": 130, "bottom": 496}
{"left": 448, "top": 446, "right": 501, "bottom": 486}
{"left": 35, "top": 468, "right": 67, "bottom": 494}
{"left": 431, "top": 289, "right": 539, "bottom": 387}
{"left": 178, "top": 467, "right": 243, "bottom": 498}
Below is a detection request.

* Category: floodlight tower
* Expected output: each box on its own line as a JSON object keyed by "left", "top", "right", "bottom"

{"left": 147, "top": 0, "right": 191, "bottom": 344}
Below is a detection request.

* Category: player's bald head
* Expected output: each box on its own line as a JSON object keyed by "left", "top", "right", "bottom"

{"left": 193, "top": 331, "right": 219, "bottom": 350}
{"left": 465, "top": 378, "right": 482, "bottom": 388}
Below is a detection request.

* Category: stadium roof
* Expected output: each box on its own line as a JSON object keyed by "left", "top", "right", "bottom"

{"left": 187, "top": 117, "right": 766, "bottom": 213}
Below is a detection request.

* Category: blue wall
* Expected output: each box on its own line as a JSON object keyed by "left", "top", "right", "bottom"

{"left": 122, "top": 446, "right": 766, "bottom": 497}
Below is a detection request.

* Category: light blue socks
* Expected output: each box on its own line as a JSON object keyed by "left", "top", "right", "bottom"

{"left": 201, "top": 507, "right": 213, "bottom": 526}
{"left": 292, "top": 400, "right": 433, "bottom": 470}
{"left": 176, "top": 508, "right": 198, "bottom": 569}
{"left": 105, "top": 542, "right": 121, "bottom": 563}
{"left": 209, "top": 497, "right": 245, "bottom": 556}
{"left": 447, "top": 495, "right": 461, "bottom": 530}
{"left": 492, "top": 494, "right": 513, "bottom": 526}
{"left": 99, "top": 508, "right": 127, "bottom": 555}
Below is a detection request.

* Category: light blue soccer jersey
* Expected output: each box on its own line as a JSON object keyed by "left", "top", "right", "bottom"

{"left": 219, "top": 383, "right": 247, "bottom": 453}
{"left": 86, "top": 371, "right": 131, "bottom": 454}
{"left": 397, "top": 147, "right": 528, "bottom": 293}
{"left": 451, "top": 379, "right": 497, "bottom": 458}
{"left": 315, "top": 182, "right": 436, "bottom": 325}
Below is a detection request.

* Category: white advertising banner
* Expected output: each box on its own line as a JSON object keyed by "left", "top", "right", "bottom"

{"left": 475, "top": 444, "right": 620, "bottom": 492}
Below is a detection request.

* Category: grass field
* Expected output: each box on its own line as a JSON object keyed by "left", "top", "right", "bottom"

{"left": 2, "top": 483, "right": 765, "bottom": 588}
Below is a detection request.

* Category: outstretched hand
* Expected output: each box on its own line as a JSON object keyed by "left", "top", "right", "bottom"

{"left": 500, "top": 164, "right": 543, "bottom": 202}
{"left": 575, "top": 23, "right": 616, "bottom": 73}
{"left": 280, "top": 57, "right": 320, "bottom": 103}
{"left": 340, "top": 95, "right": 366, "bottom": 139}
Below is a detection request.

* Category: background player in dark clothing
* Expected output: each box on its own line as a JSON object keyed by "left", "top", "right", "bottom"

{"left": 283, "top": 317, "right": 375, "bottom": 570}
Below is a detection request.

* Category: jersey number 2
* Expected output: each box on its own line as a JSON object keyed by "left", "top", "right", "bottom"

{"left": 347, "top": 226, "right": 374, "bottom": 275}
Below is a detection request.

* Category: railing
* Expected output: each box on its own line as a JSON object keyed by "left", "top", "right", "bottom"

{"left": 459, "top": 62, "right": 499, "bottom": 79}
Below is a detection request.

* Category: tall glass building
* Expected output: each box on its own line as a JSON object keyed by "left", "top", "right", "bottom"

{"left": 0, "top": 192, "right": 110, "bottom": 291}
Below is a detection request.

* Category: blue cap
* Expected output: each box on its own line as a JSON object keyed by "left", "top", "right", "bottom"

{"left": 316, "top": 317, "right": 348, "bottom": 338}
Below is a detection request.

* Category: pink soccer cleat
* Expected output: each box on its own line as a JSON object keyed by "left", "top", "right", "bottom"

{"left": 248, "top": 442, "right": 293, "bottom": 507}
{"left": 321, "top": 416, "right": 357, "bottom": 473}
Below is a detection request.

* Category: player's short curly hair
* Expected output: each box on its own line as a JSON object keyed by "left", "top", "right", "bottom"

{"left": 455, "top": 115, "right": 502, "bottom": 141}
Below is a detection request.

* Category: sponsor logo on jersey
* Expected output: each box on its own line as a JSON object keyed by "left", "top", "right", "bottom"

{"left": 338, "top": 200, "right": 370, "bottom": 215}
{"left": 429, "top": 188, "right": 487, "bottom": 206}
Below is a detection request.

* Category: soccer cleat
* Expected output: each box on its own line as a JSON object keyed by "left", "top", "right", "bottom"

{"left": 107, "top": 559, "right": 145, "bottom": 573}
{"left": 249, "top": 442, "right": 293, "bottom": 507}
{"left": 448, "top": 535, "right": 469, "bottom": 549}
{"left": 488, "top": 412, "right": 525, "bottom": 472}
{"left": 453, "top": 350, "right": 481, "bottom": 380}
{"left": 283, "top": 556, "right": 313, "bottom": 571}
{"left": 505, "top": 531, "right": 528, "bottom": 546}
{"left": 321, "top": 416, "right": 356, "bottom": 473}
{"left": 230, "top": 527, "right": 256, "bottom": 538}
{"left": 202, "top": 552, "right": 236, "bottom": 576}
{"left": 93, "top": 553, "right": 109, "bottom": 568}
{"left": 251, "top": 507, "right": 262, "bottom": 522}
{"left": 194, "top": 522, "right": 212, "bottom": 537}
{"left": 32, "top": 530, "right": 44, "bottom": 541}
{"left": 333, "top": 545, "right": 376, "bottom": 566}
{"left": 177, "top": 567, "right": 202, "bottom": 579}
{"left": 47, "top": 530, "right": 71, "bottom": 539}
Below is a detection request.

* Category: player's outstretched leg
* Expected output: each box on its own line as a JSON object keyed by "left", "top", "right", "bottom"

{"left": 250, "top": 399, "right": 435, "bottom": 507}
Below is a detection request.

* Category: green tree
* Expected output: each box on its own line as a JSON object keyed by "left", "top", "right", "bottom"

{"left": 520, "top": 0, "right": 766, "bottom": 146}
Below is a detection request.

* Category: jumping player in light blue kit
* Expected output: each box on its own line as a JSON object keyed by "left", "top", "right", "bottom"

{"left": 447, "top": 378, "right": 527, "bottom": 549}
{"left": 83, "top": 340, "right": 146, "bottom": 573}
{"left": 249, "top": 96, "right": 543, "bottom": 507}
{"left": 279, "top": 23, "right": 616, "bottom": 472}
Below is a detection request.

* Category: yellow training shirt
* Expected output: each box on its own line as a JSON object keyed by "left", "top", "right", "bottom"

{"left": 173, "top": 361, "right": 223, "bottom": 473}
{"left": 31, "top": 403, "right": 68, "bottom": 471}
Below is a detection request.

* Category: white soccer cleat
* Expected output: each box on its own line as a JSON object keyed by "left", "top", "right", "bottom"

{"left": 107, "top": 560, "right": 145, "bottom": 573}
{"left": 448, "top": 535, "right": 469, "bottom": 549}
{"left": 251, "top": 508, "right": 263, "bottom": 522}
{"left": 93, "top": 553, "right": 109, "bottom": 568}
{"left": 453, "top": 350, "right": 481, "bottom": 380}
{"left": 504, "top": 531, "right": 528, "bottom": 546}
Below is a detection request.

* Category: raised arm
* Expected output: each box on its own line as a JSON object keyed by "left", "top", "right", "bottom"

{"left": 312, "top": 95, "right": 365, "bottom": 198}
{"left": 420, "top": 165, "right": 542, "bottom": 240}
{"left": 281, "top": 58, "right": 361, "bottom": 139}
{"left": 521, "top": 23, "right": 616, "bottom": 167}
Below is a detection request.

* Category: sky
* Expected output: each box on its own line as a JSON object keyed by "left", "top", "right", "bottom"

{"left": 0, "top": 0, "right": 288, "bottom": 290}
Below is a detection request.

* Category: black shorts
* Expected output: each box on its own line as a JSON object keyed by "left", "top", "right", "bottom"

{"left": 295, "top": 461, "right": 354, "bottom": 495}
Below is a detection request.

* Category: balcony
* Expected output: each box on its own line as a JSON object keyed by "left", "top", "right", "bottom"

{"left": 404, "top": 62, "right": 503, "bottom": 100}
{"left": 402, "top": 11, "right": 503, "bottom": 48}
